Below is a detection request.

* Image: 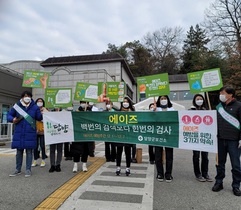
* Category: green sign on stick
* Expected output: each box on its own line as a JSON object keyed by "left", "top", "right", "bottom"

{"left": 137, "top": 73, "right": 170, "bottom": 101}
{"left": 22, "top": 70, "right": 50, "bottom": 88}
{"left": 74, "top": 82, "right": 98, "bottom": 102}
{"left": 45, "top": 88, "right": 72, "bottom": 108}
{"left": 187, "top": 68, "right": 223, "bottom": 93}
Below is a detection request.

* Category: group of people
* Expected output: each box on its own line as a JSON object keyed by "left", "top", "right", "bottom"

{"left": 7, "top": 92, "right": 95, "bottom": 177}
{"left": 146, "top": 87, "right": 241, "bottom": 197}
{"left": 7, "top": 86, "right": 241, "bottom": 196}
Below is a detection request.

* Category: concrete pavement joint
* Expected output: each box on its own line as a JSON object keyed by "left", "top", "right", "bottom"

{"left": 34, "top": 156, "right": 106, "bottom": 210}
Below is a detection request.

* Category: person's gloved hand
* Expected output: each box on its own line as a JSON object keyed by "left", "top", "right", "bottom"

{"left": 238, "top": 140, "right": 241, "bottom": 148}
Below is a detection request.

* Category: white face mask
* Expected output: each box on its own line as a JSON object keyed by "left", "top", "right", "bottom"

{"left": 161, "top": 100, "right": 168, "bottom": 106}
{"left": 123, "top": 102, "right": 129, "bottom": 108}
{"left": 37, "top": 102, "right": 43, "bottom": 107}
{"left": 196, "top": 100, "right": 203, "bottom": 106}
{"left": 150, "top": 108, "right": 154, "bottom": 111}
{"left": 106, "top": 104, "right": 111, "bottom": 109}
{"left": 219, "top": 94, "right": 227, "bottom": 102}
{"left": 23, "top": 97, "right": 31, "bottom": 104}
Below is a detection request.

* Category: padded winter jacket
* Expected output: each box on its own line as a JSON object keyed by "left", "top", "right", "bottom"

{"left": 7, "top": 99, "right": 42, "bottom": 149}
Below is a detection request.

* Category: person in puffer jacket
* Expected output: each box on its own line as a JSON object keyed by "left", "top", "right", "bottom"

{"left": 7, "top": 90, "right": 42, "bottom": 177}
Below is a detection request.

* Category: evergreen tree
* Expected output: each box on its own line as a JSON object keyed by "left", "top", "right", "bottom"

{"left": 181, "top": 24, "right": 210, "bottom": 73}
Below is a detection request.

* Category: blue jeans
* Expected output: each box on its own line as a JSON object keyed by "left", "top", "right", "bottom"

{"left": 33, "top": 135, "right": 46, "bottom": 160}
{"left": 16, "top": 149, "right": 33, "bottom": 172}
{"left": 215, "top": 139, "right": 241, "bottom": 189}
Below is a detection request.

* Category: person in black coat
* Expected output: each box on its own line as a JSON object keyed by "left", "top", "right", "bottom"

{"left": 71, "top": 101, "right": 95, "bottom": 173}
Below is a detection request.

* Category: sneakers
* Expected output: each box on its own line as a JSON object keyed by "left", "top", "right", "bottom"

{"left": 25, "top": 170, "right": 31, "bottom": 177}
{"left": 82, "top": 163, "right": 87, "bottom": 172}
{"left": 157, "top": 174, "right": 164, "bottom": 182}
{"left": 73, "top": 163, "right": 78, "bottom": 173}
{"left": 212, "top": 183, "right": 223, "bottom": 192}
{"left": 125, "top": 168, "right": 131, "bottom": 176}
{"left": 165, "top": 175, "right": 173, "bottom": 183}
{"left": 49, "top": 165, "right": 55, "bottom": 173}
{"left": 233, "top": 188, "right": 241, "bottom": 196}
{"left": 9, "top": 170, "right": 21, "bottom": 177}
{"left": 55, "top": 165, "right": 61, "bottom": 172}
{"left": 40, "top": 160, "right": 46, "bottom": 167}
{"left": 31, "top": 160, "right": 37, "bottom": 167}
{"left": 116, "top": 167, "right": 121, "bottom": 176}
{"left": 204, "top": 175, "right": 213, "bottom": 182}
{"left": 196, "top": 176, "right": 206, "bottom": 182}
{"left": 131, "top": 158, "right": 137, "bottom": 163}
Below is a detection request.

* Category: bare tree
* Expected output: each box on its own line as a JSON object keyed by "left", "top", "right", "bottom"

{"left": 143, "top": 26, "right": 184, "bottom": 74}
{"left": 204, "top": 0, "right": 241, "bottom": 58}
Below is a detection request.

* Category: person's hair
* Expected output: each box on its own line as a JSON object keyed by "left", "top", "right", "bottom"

{"left": 192, "top": 94, "right": 206, "bottom": 109}
{"left": 156, "top": 95, "right": 172, "bottom": 108}
{"left": 21, "top": 90, "right": 32, "bottom": 98}
{"left": 35, "top": 98, "right": 45, "bottom": 107}
{"left": 220, "top": 86, "right": 235, "bottom": 97}
{"left": 149, "top": 103, "right": 154, "bottom": 109}
{"left": 120, "top": 96, "right": 135, "bottom": 111}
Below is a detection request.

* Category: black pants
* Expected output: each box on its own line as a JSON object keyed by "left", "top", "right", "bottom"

{"left": 148, "top": 145, "right": 155, "bottom": 162}
{"left": 105, "top": 142, "right": 116, "bottom": 161}
{"left": 64, "top": 142, "right": 71, "bottom": 157}
{"left": 73, "top": 142, "right": 89, "bottom": 163}
{"left": 155, "top": 146, "right": 173, "bottom": 177}
{"left": 116, "top": 145, "right": 131, "bottom": 168}
{"left": 131, "top": 144, "right": 136, "bottom": 159}
{"left": 193, "top": 150, "right": 209, "bottom": 177}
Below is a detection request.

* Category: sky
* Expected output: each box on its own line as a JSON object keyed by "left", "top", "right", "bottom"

{"left": 0, "top": 0, "right": 214, "bottom": 63}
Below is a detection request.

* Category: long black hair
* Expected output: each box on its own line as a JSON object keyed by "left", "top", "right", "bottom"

{"left": 120, "top": 96, "right": 135, "bottom": 111}
{"left": 156, "top": 95, "right": 172, "bottom": 108}
{"left": 192, "top": 94, "right": 206, "bottom": 109}
{"left": 35, "top": 98, "right": 45, "bottom": 107}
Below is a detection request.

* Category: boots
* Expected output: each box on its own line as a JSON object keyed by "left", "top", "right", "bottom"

{"left": 73, "top": 162, "right": 78, "bottom": 173}
{"left": 82, "top": 162, "right": 88, "bottom": 172}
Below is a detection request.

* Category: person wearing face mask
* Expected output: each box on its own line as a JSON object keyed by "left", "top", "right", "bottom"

{"left": 148, "top": 103, "right": 155, "bottom": 164}
{"left": 104, "top": 101, "right": 116, "bottom": 162}
{"left": 7, "top": 91, "right": 42, "bottom": 177}
{"left": 71, "top": 100, "right": 95, "bottom": 173}
{"left": 31, "top": 98, "right": 48, "bottom": 168}
{"left": 212, "top": 86, "right": 241, "bottom": 196}
{"left": 115, "top": 97, "right": 135, "bottom": 176}
{"left": 190, "top": 94, "right": 212, "bottom": 182}
{"left": 155, "top": 95, "right": 175, "bottom": 183}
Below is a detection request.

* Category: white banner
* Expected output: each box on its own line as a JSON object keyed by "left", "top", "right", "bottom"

{"left": 178, "top": 110, "right": 217, "bottom": 153}
{"left": 43, "top": 112, "right": 74, "bottom": 145}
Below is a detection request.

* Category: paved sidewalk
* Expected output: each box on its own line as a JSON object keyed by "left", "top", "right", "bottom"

{"left": 1, "top": 142, "right": 241, "bottom": 210}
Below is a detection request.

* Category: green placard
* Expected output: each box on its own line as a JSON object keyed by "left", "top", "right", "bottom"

{"left": 22, "top": 70, "right": 50, "bottom": 88}
{"left": 137, "top": 73, "right": 170, "bottom": 100}
{"left": 97, "top": 82, "right": 125, "bottom": 102}
{"left": 45, "top": 88, "right": 72, "bottom": 108}
{"left": 187, "top": 68, "right": 223, "bottom": 93}
{"left": 74, "top": 82, "right": 98, "bottom": 102}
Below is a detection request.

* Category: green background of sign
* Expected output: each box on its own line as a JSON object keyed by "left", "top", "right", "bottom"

{"left": 187, "top": 68, "right": 223, "bottom": 93}
{"left": 137, "top": 73, "right": 170, "bottom": 101}
{"left": 72, "top": 111, "right": 179, "bottom": 148}
{"left": 97, "top": 82, "right": 125, "bottom": 102}
{"left": 45, "top": 88, "right": 72, "bottom": 108}
{"left": 22, "top": 70, "right": 50, "bottom": 88}
{"left": 74, "top": 82, "right": 98, "bottom": 102}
